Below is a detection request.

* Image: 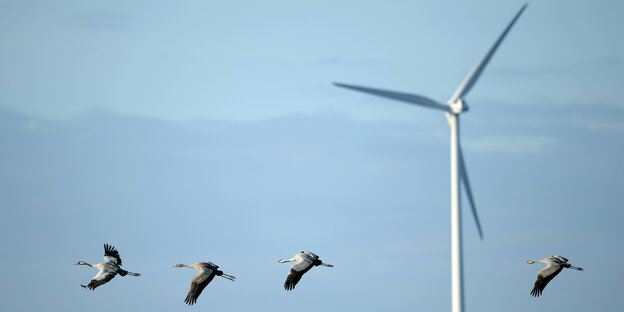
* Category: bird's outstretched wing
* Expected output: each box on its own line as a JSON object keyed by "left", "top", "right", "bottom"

{"left": 284, "top": 269, "right": 304, "bottom": 291}
{"left": 202, "top": 262, "right": 219, "bottom": 270}
{"left": 185, "top": 266, "right": 215, "bottom": 305}
{"left": 284, "top": 257, "right": 313, "bottom": 291}
{"left": 103, "top": 244, "right": 122, "bottom": 266}
{"left": 552, "top": 255, "right": 568, "bottom": 263}
{"left": 531, "top": 263, "right": 563, "bottom": 297}
{"left": 82, "top": 269, "right": 117, "bottom": 290}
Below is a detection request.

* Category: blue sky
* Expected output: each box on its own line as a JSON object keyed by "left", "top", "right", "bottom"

{"left": 1, "top": 1, "right": 623, "bottom": 311}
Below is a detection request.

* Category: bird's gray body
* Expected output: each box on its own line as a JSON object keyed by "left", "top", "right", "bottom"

{"left": 74, "top": 243, "right": 140, "bottom": 290}
{"left": 173, "top": 261, "right": 236, "bottom": 305}
{"left": 278, "top": 251, "right": 332, "bottom": 291}
{"left": 526, "top": 255, "right": 583, "bottom": 297}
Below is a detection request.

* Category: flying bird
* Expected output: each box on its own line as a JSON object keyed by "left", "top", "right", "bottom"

{"left": 524, "top": 255, "right": 583, "bottom": 297}
{"left": 172, "top": 262, "right": 236, "bottom": 305}
{"left": 277, "top": 250, "right": 333, "bottom": 291}
{"left": 74, "top": 243, "right": 140, "bottom": 290}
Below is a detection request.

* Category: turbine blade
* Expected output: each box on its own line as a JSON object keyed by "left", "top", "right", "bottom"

{"left": 449, "top": 3, "right": 528, "bottom": 103}
{"left": 334, "top": 82, "right": 450, "bottom": 112}
{"left": 458, "top": 144, "right": 483, "bottom": 240}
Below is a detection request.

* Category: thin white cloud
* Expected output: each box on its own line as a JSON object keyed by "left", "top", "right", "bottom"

{"left": 463, "top": 135, "right": 555, "bottom": 154}
{"left": 489, "top": 66, "right": 565, "bottom": 78}
{"left": 68, "top": 12, "right": 134, "bottom": 31}
{"left": 582, "top": 121, "right": 624, "bottom": 133}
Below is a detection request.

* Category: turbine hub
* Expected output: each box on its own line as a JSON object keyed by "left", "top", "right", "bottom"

{"left": 449, "top": 99, "right": 469, "bottom": 114}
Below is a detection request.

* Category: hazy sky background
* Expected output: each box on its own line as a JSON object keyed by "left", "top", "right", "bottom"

{"left": 1, "top": 1, "right": 623, "bottom": 311}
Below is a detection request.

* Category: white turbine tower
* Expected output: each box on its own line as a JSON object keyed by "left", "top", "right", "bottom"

{"left": 334, "top": 4, "right": 527, "bottom": 312}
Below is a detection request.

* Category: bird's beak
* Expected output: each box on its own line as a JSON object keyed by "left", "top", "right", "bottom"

{"left": 73, "top": 262, "right": 80, "bottom": 265}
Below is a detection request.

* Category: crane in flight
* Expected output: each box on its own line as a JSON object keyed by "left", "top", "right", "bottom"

{"left": 525, "top": 255, "right": 583, "bottom": 297}
{"left": 277, "top": 250, "right": 333, "bottom": 291}
{"left": 74, "top": 243, "right": 140, "bottom": 290}
{"left": 172, "top": 261, "right": 236, "bottom": 305}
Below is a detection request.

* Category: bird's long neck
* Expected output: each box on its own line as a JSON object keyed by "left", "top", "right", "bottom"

{"left": 277, "top": 257, "right": 297, "bottom": 263}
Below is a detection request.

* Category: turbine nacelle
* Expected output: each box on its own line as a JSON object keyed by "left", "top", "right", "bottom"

{"left": 448, "top": 99, "right": 469, "bottom": 114}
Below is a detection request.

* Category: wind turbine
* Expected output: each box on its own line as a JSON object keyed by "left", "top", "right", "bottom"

{"left": 334, "top": 4, "right": 527, "bottom": 312}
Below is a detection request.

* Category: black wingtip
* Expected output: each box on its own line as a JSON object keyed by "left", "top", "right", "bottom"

{"left": 184, "top": 293, "right": 198, "bottom": 305}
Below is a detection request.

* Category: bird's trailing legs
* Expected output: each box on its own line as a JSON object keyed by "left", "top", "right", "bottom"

{"left": 116, "top": 268, "right": 141, "bottom": 277}
{"left": 220, "top": 273, "right": 236, "bottom": 281}
{"left": 117, "top": 267, "right": 141, "bottom": 277}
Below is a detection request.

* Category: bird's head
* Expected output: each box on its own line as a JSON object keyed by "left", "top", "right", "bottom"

{"left": 524, "top": 260, "right": 534, "bottom": 264}
{"left": 74, "top": 261, "right": 87, "bottom": 265}
{"left": 172, "top": 264, "right": 185, "bottom": 268}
